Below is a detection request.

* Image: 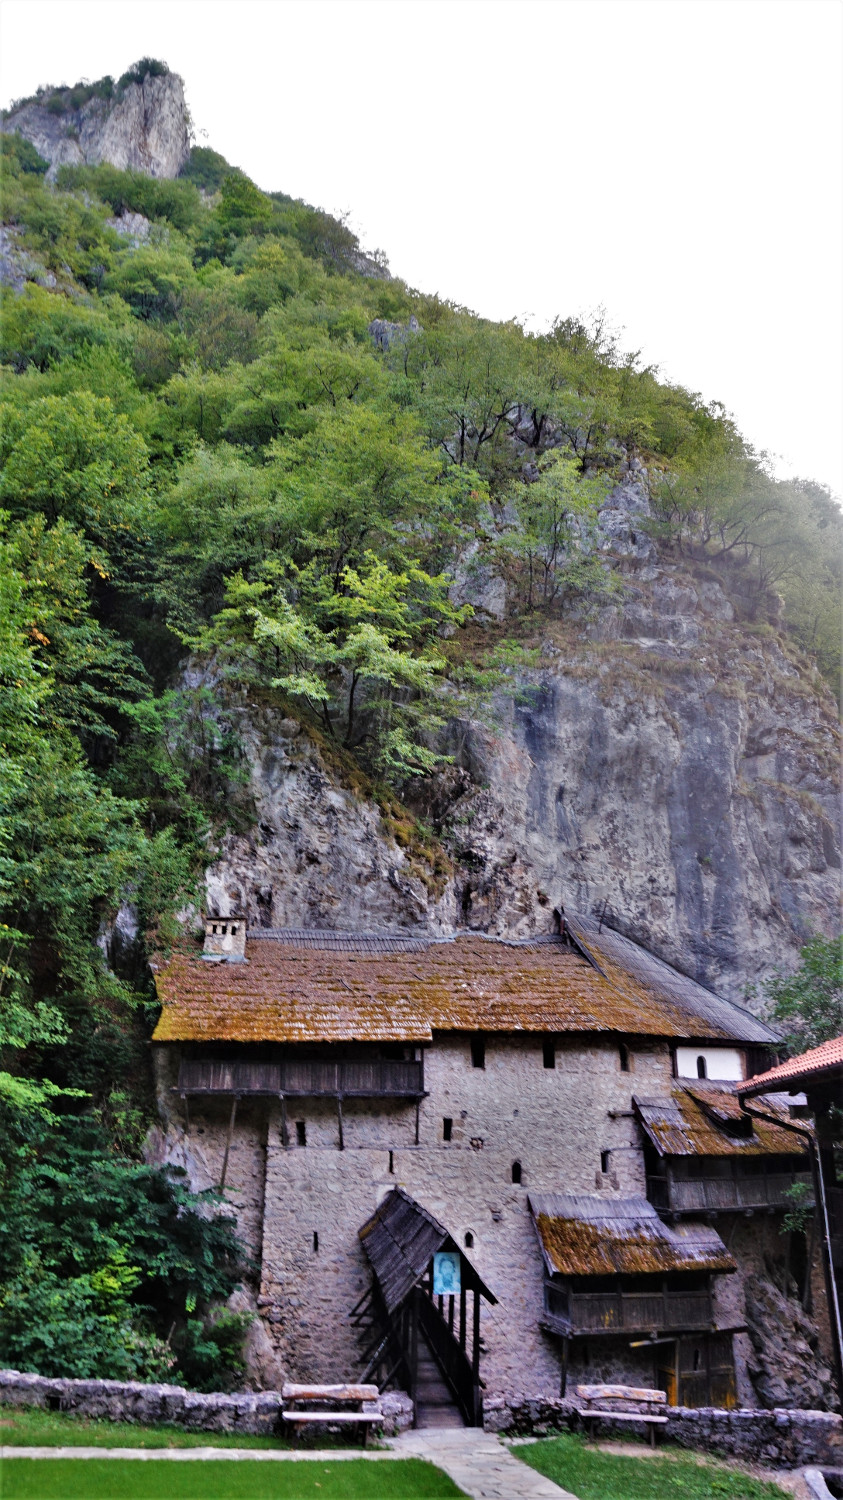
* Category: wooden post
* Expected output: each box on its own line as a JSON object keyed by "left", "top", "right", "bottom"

{"left": 472, "top": 1287, "right": 481, "bottom": 1379}
{"left": 337, "top": 1095, "right": 345, "bottom": 1151}
{"left": 460, "top": 1283, "right": 466, "bottom": 1350}
{"left": 219, "top": 1095, "right": 239, "bottom": 1191}
{"left": 280, "top": 1094, "right": 289, "bottom": 1150}
{"left": 448, "top": 1294, "right": 454, "bottom": 1334}
{"left": 410, "top": 1289, "right": 419, "bottom": 1426}
{"left": 559, "top": 1337, "right": 568, "bottom": 1398}
{"left": 415, "top": 1099, "right": 420, "bottom": 1146}
{"left": 182, "top": 1094, "right": 190, "bottom": 1134}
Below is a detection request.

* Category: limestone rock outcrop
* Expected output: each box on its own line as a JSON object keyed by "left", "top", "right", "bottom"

{"left": 202, "top": 530, "right": 840, "bottom": 1003}
{"left": 1, "top": 70, "right": 190, "bottom": 179}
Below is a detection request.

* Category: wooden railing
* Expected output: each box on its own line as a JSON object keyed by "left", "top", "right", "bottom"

{"left": 544, "top": 1281, "right": 713, "bottom": 1334}
{"left": 416, "top": 1287, "right": 482, "bottom": 1427}
{"left": 647, "top": 1171, "right": 812, "bottom": 1214}
{"left": 177, "top": 1057, "right": 424, "bottom": 1098}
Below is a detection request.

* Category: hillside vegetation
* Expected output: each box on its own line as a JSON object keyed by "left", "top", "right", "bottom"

{"left": 0, "top": 80, "right": 840, "bottom": 1381}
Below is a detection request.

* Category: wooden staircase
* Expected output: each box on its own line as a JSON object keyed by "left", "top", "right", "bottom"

{"left": 415, "top": 1328, "right": 464, "bottom": 1428}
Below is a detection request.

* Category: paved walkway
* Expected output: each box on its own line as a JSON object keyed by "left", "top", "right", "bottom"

{"left": 390, "top": 1428, "right": 579, "bottom": 1498}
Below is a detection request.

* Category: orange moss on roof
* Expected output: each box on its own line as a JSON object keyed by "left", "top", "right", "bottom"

{"left": 529, "top": 1193, "right": 735, "bottom": 1276}
{"left": 634, "top": 1085, "right": 807, "bottom": 1158}
{"left": 152, "top": 932, "right": 769, "bottom": 1046}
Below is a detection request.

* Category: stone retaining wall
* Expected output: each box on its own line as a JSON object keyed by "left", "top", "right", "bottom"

{"left": 0, "top": 1370, "right": 413, "bottom": 1437}
{"left": 486, "top": 1395, "right": 843, "bottom": 1468}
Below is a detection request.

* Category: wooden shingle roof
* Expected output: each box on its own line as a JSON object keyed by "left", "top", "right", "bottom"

{"left": 529, "top": 1193, "right": 736, "bottom": 1277}
{"left": 633, "top": 1084, "right": 807, "bottom": 1158}
{"left": 152, "top": 922, "right": 777, "bottom": 1047}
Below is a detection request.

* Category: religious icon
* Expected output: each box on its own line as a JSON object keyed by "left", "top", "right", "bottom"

{"left": 433, "top": 1250, "right": 461, "bottom": 1295}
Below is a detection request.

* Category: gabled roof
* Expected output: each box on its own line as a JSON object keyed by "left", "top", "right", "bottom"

{"left": 633, "top": 1084, "right": 806, "bottom": 1158}
{"left": 738, "top": 1035, "right": 843, "bottom": 1097}
{"left": 358, "top": 1187, "right": 496, "bottom": 1313}
{"left": 152, "top": 920, "right": 778, "bottom": 1047}
{"left": 528, "top": 1193, "right": 736, "bottom": 1277}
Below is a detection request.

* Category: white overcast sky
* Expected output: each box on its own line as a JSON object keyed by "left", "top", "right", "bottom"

{"left": 1, "top": 0, "right": 841, "bottom": 497}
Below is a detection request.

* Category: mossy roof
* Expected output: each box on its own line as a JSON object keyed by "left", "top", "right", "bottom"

{"left": 529, "top": 1193, "right": 736, "bottom": 1277}
{"left": 152, "top": 921, "right": 778, "bottom": 1047}
{"left": 633, "top": 1084, "right": 807, "bottom": 1158}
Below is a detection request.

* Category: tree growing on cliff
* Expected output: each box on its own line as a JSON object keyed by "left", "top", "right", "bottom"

{"left": 763, "top": 936, "right": 843, "bottom": 1053}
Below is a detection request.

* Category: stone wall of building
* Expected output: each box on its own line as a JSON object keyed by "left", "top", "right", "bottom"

{"left": 152, "top": 1035, "right": 832, "bottom": 1410}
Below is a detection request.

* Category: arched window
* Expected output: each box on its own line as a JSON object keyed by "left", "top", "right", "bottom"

{"left": 696, "top": 1055, "right": 708, "bottom": 1079}
{"left": 511, "top": 1160, "right": 522, "bottom": 1185}
{"left": 464, "top": 1232, "right": 474, "bottom": 1249}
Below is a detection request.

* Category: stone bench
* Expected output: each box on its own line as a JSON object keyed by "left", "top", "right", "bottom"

{"left": 573, "top": 1383, "right": 669, "bottom": 1447}
{"left": 281, "top": 1383, "right": 382, "bottom": 1446}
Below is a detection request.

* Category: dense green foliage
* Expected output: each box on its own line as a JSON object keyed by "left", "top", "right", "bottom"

{"left": 763, "top": 935, "right": 843, "bottom": 1053}
{"left": 0, "top": 108, "right": 840, "bottom": 1384}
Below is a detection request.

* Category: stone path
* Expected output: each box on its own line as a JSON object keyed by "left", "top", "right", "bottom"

{"left": 390, "top": 1428, "right": 579, "bottom": 1498}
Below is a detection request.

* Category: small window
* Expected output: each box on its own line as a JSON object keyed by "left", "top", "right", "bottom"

{"left": 464, "top": 1231, "right": 474, "bottom": 1249}
{"left": 471, "top": 1036, "right": 485, "bottom": 1070}
{"left": 619, "top": 1043, "right": 630, "bottom": 1073}
{"left": 443, "top": 1118, "right": 453, "bottom": 1142}
{"left": 221, "top": 924, "right": 227, "bottom": 935}
{"left": 511, "top": 1160, "right": 522, "bottom": 1184}
{"left": 231, "top": 924, "right": 238, "bottom": 935}
{"left": 543, "top": 1040, "right": 556, "bottom": 1070}
{"left": 600, "top": 1150, "right": 611, "bottom": 1174}
{"left": 312, "top": 1231, "right": 319, "bottom": 1252}
{"left": 693, "top": 1347, "right": 701, "bottom": 1371}
{"left": 388, "top": 1150, "right": 394, "bottom": 1174}
{"left": 212, "top": 924, "right": 218, "bottom": 934}
{"left": 296, "top": 1120, "right": 307, "bottom": 1147}
{"left": 696, "top": 1055, "right": 708, "bottom": 1079}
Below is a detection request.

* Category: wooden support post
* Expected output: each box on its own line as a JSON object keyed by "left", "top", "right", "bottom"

{"left": 410, "top": 1290, "right": 419, "bottom": 1425}
{"left": 280, "top": 1095, "right": 288, "bottom": 1150}
{"left": 472, "top": 1288, "right": 481, "bottom": 1379}
{"left": 182, "top": 1094, "right": 190, "bottom": 1134}
{"left": 448, "top": 1294, "right": 454, "bottom": 1334}
{"left": 415, "top": 1099, "right": 420, "bottom": 1146}
{"left": 559, "top": 1337, "right": 568, "bottom": 1398}
{"left": 337, "top": 1095, "right": 345, "bottom": 1151}
{"left": 219, "top": 1095, "right": 239, "bottom": 1191}
{"left": 460, "top": 1283, "right": 467, "bottom": 1350}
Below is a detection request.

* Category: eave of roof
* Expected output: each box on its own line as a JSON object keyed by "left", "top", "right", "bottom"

{"left": 738, "top": 1035, "right": 843, "bottom": 1097}
{"left": 528, "top": 1192, "right": 736, "bottom": 1277}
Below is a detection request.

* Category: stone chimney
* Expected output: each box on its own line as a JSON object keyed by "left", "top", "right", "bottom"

{"left": 202, "top": 915, "right": 247, "bottom": 963}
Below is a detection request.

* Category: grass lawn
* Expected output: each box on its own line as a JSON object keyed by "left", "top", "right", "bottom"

{"left": 0, "top": 1455, "right": 465, "bottom": 1499}
{"left": 515, "top": 1432, "right": 791, "bottom": 1500}
{"left": 0, "top": 1403, "right": 292, "bottom": 1448}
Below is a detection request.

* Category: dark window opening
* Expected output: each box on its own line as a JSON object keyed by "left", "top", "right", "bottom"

{"left": 693, "top": 1347, "right": 701, "bottom": 1371}
{"left": 600, "top": 1150, "right": 611, "bottom": 1174}
{"left": 696, "top": 1055, "right": 708, "bottom": 1079}
{"left": 543, "top": 1040, "right": 556, "bottom": 1069}
{"left": 388, "top": 1150, "right": 394, "bottom": 1174}
{"left": 464, "top": 1232, "right": 474, "bottom": 1249}
{"left": 511, "top": 1160, "right": 522, "bottom": 1184}
{"left": 471, "top": 1036, "right": 485, "bottom": 1070}
{"left": 313, "top": 1231, "right": 319, "bottom": 1252}
{"left": 296, "top": 1120, "right": 307, "bottom": 1147}
{"left": 619, "top": 1043, "right": 630, "bottom": 1073}
{"left": 443, "top": 1117, "right": 453, "bottom": 1142}
{"left": 221, "top": 924, "right": 227, "bottom": 935}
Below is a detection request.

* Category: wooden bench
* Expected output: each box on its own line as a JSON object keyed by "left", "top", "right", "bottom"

{"left": 281, "top": 1383, "right": 382, "bottom": 1446}
{"left": 573, "top": 1384, "right": 669, "bottom": 1448}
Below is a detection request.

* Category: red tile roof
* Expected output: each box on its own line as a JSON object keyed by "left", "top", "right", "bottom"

{"left": 152, "top": 927, "right": 776, "bottom": 1047}
{"left": 738, "top": 1035, "right": 843, "bottom": 1097}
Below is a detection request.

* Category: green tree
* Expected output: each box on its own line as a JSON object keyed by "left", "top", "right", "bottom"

{"left": 763, "top": 936, "right": 843, "bottom": 1052}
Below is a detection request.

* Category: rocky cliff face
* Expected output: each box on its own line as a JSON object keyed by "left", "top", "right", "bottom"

{"left": 1, "top": 71, "right": 190, "bottom": 179}
{"left": 202, "top": 478, "right": 840, "bottom": 1004}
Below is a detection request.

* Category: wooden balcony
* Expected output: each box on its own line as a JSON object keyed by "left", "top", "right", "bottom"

{"left": 176, "top": 1056, "right": 425, "bottom": 1099}
{"left": 542, "top": 1280, "right": 713, "bottom": 1337}
{"left": 647, "top": 1170, "right": 812, "bottom": 1215}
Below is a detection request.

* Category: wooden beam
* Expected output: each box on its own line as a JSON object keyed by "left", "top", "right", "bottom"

{"left": 219, "top": 1095, "right": 239, "bottom": 1190}
{"left": 280, "top": 1094, "right": 288, "bottom": 1150}
{"left": 559, "top": 1336, "right": 568, "bottom": 1398}
{"left": 415, "top": 1099, "right": 420, "bottom": 1145}
{"left": 472, "top": 1288, "right": 481, "bottom": 1379}
{"left": 337, "top": 1095, "right": 345, "bottom": 1151}
{"left": 460, "top": 1283, "right": 467, "bottom": 1350}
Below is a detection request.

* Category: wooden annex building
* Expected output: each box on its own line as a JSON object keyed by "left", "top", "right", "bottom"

{"left": 152, "top": 913, "right": 816, "bottom": 1424}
